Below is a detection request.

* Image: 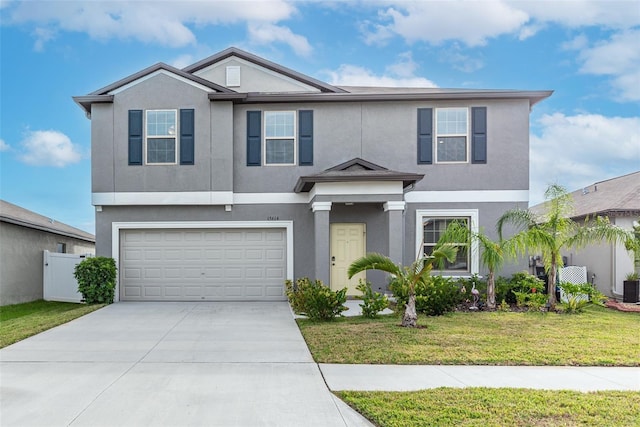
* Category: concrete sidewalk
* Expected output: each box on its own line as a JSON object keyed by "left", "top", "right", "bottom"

{"left": 320, "top": 364, "right": 640, "bottom": 392}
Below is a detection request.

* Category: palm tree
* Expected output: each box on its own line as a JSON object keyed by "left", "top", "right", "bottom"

{"left": 497, "top": 184, "right": 635, "bottom": 308}
{"left": 439, "top": 221, "right": 512, "bottom": 310}
{"left": 348, "top": 245, "right": 457, "bottom": 328}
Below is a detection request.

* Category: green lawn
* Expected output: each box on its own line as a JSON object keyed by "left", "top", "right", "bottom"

{"left": 0, "top": 300, "right": 104, "bottom": 348}
{"left": 338, "top": 388, "right": 640, "bottom": 427}
{"left": 297, "top": 305, "right": 640, "bottom": 365}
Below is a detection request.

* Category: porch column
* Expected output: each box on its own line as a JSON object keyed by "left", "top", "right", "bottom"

{"left": 312, "top": 201, "right": 332, "bottom": 285}
{"left": 384, "top": 201, "right": 406, "bottom": 265}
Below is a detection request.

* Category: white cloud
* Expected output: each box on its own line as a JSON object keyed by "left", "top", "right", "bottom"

{"left": 529, "top": 113, "right": 640, "bottom": 205}
{"left": 5, "top": 0, "right": 299, "bottom": 51}
{"left": 325, "top": 51, "right": 437, "bottom": 88}
{"left": 362, "top": 1, "right": 529, "bottom": 46}
{"left": 19, "top": 130, "right": 83, "bottom": 167}
{"left": 247, "top": 22, "right": 312, "bottom": 57}
{"left": 363, "top": 1, "right": 640, "bottom": 46}
{"left": 575, "top": 30, "right": 640, "bottom": 101}
{"left": 171, "top": 54, "right": 195, "bottom": 70}
{"left": 0, "top": 138, "right": 9, "bottom": 152}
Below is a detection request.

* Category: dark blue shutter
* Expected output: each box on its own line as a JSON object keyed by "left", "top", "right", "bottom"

{"left": 417, "top": 108, "right": 433, "bottom": 164}
{"left": 128, "top": 110, "right": 143, "bottom": 165}
{"left": 298, "top": 110, "right": 313, "bottom": 166}
{"left": 180, "top": 109, "right": 194, "bottom": 165}
{"left": 247, "top": 111, "right": 261, "bottom": 166}
{"left": 471, "top": 107, "right": 487, "bottom": 164}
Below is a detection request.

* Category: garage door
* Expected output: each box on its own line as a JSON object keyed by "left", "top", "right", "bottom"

{"left": 120, "top": 229, "right": 287, "bottom": 301}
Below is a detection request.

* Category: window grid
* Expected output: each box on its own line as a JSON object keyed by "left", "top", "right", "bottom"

{"left": 264, "top": 111, "right": 296, "bottom": 165}
{"left": 146, "top": 110, "right": 177, "bottom": 164}
{"left": 423, "top": 217, "right": 470, "bottom": 272}
{"left": 436, "top": 108, "right": 468, "bottom": 163}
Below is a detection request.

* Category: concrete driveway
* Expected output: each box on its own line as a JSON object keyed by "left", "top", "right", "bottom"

{"left": 0, "top": 302, "right": 371, "bottom": 427}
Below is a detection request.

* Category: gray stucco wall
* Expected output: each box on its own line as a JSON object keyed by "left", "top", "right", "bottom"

{"left": 0, "top": 222, "right": 95, "bottom": 306}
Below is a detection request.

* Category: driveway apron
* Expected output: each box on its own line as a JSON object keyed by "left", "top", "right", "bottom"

{"left": 0, "top": 302, "right": 371, "bottom": 427}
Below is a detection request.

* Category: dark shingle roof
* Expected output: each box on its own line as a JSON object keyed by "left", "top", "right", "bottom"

{"left": 530, "top": 171, "right": 640, "bottom": 219}
{"left": 0, "top": 200, "right": 95, "bottom": 243}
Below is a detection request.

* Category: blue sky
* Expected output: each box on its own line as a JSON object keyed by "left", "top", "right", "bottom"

{"left": 1, "top": 0, "right": 638, "bottom": 234}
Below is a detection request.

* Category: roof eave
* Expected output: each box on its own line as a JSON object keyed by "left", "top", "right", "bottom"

{"left": 294, "top": 173, "right": 424, "bottom": 193}
{"left": 72, "top": 95, "right": 114, "bottom": 116}
{"left": 210, "top": 90, "right": 554, "bottom": 104}
{"left": 0, "top": 216, "right": 96, "bottom": 243}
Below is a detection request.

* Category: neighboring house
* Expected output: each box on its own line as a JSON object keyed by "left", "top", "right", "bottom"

{"left": 0, "top": 200, "right": 95, "bottom": 305}
{"left": 530, "top": 171, "right": 640, "bottom": 298}
{"left": 73, "top": 47, "right": 552, "bottom": 302}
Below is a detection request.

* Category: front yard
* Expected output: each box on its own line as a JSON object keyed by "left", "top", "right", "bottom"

{"left": 298, "top": 305, "right": 640, "bottom": 366}
{"left": 299, "top": 305, "right": 640, "bottom": 426}
{"left": 0, "top": 300, "right": 104, "bottom": 348}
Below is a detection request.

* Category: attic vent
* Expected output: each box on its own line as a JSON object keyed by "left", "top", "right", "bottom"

{"left": 226, "top": 66, "right": 240, "bottom": 87}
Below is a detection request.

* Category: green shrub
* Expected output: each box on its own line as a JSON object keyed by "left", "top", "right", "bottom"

{"left": 558, "top": 282, "right": 606, "bottom": 314}
{"left": 496, "top": 272, "right": 544, "bottom": 304}
{"left": 390, "top": 275, "right": 462, "bottom": 316}
{"left": 74, "top": 257, "right": 117, "bottom": 304}
{"left": 355, "top": 280, "right": 389, "bottom": 318}
{"left": 285, "top": 278, "right": 347, "bottom": 321}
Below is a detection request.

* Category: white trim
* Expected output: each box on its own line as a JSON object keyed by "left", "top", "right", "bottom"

{"left": 111, "top": 220, "right": 294, "bottom": 302}
{"left": 383, "top": 201, "right": 406, "bottom": 211}
{"left": 109, "top": 69, "right": 213, "bottom": 95}
{"left": 93, "top": 189, "right": 528, "bottom": 206}
{"left": 312, "top": 201, "right": 332, "bottom": 212}
{"left": 233, "top": 192, "right": 309, "bottom": 204}
{"left": 415, "top": 209, "right": 479, "bottom": 275}
{"left": 92, "top": 191, "right": 234, "bottom": 206}
{"left": 405, "top": 190, "right": 529, "bottom": 203}
{"left": 310, "top": 181, "right": 403, "bottom": 198}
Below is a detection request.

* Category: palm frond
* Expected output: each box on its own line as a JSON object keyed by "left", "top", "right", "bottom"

{"left": 347, "top": 253, "right": 401, "bottom": 278}
{"left": 496, "top": 208, "right": 536, "bottom": 240}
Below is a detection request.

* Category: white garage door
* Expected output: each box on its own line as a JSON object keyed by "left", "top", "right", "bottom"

{"left": 120, "top": 229, "right": 287, "bottom": 301}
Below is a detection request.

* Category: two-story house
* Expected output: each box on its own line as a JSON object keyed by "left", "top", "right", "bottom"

{"left": 74, "top": 47, "right": 552, "bottom": 302}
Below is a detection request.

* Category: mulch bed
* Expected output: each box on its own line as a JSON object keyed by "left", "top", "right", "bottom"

{"left": 605, "top": 299, "right": 640, "bottom": 313}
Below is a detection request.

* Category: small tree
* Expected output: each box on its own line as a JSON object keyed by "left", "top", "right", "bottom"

{"left": 348, "top": 245, "right": 456, "bottom": 328}
{"left": 497, "top": 184, "right": 635, "bottom": 308}
{"left": 74, "top": 257, "right": 117, "bottom": 304}
{"left": 439, "top": 221, "right": 514, "bottom": 310}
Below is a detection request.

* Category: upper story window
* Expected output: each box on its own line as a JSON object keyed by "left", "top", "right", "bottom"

{"left": 264, "top": 111, "right": 296, "bottom": 165}
{"left": 146, "top": 110, "right": 177, "bottom": 164}
{"left": 436, "top": 108, "right": 468, "bottom": 163}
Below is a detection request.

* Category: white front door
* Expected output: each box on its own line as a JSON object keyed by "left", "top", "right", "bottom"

{"left": 330, "top": 223, "right": 366, "bottom": 296}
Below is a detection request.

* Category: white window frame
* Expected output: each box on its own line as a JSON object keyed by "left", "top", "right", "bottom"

{"left": 415, "top": 209, "right": 479, "bottom": 276}
{"left": 264, "top": 111, "right": 296, "bottom": 166}
{"left": 145, "top": 109, "right": 178, "bottom": 165}
{"left": 435, "top": 107, "right": 469, "bottom": 164}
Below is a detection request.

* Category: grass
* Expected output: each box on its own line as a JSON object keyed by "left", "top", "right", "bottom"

{"left": 0, "top": 300, "right": 104, "bottom": 348}
{"left": 337, "top": 388, "right": 640, "bottom": 427}
{"left": 297, "top": 305, "right": 640, "bottom": 365}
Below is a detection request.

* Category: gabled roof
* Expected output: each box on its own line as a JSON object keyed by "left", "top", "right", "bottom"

{"left": 0, "top": 200, "right": 95, "bottom": 243}
{"left": 530, "top": 171, "right": 640, "bottom": 219}
{"left": 294, "top": 158, "right": 424, "bottom": 193}
{"left": 73, "top": 62, "right": 234, "bottom": 115}
{"left": 182, "top": 47, "right": 346, "bottom": 94}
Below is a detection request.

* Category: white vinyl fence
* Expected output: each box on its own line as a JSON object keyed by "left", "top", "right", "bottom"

{"left": 43, "top": 251, "right": 92, "bottom": 303}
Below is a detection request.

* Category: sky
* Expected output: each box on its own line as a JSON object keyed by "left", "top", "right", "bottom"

{"left": 0, "top": 0, "right": 639, "bottom": 235}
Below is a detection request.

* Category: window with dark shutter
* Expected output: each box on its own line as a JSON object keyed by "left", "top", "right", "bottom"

{"left": 180, "top": 109, "right": 195, "bottom": 165}
{"left": 471, "top": 107, "right": 487, "bottom": 164}
{"left": 417, "top": 108, "right": 433, "bottom": 164}
{"left": 128, "top": 110, "right": 143, "bottom": 165}
{"left": 247, "top": 111, "right": 262, "bottom": 166}
{"left": 298, "top": 110, "right": 313, "bottom": 166}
